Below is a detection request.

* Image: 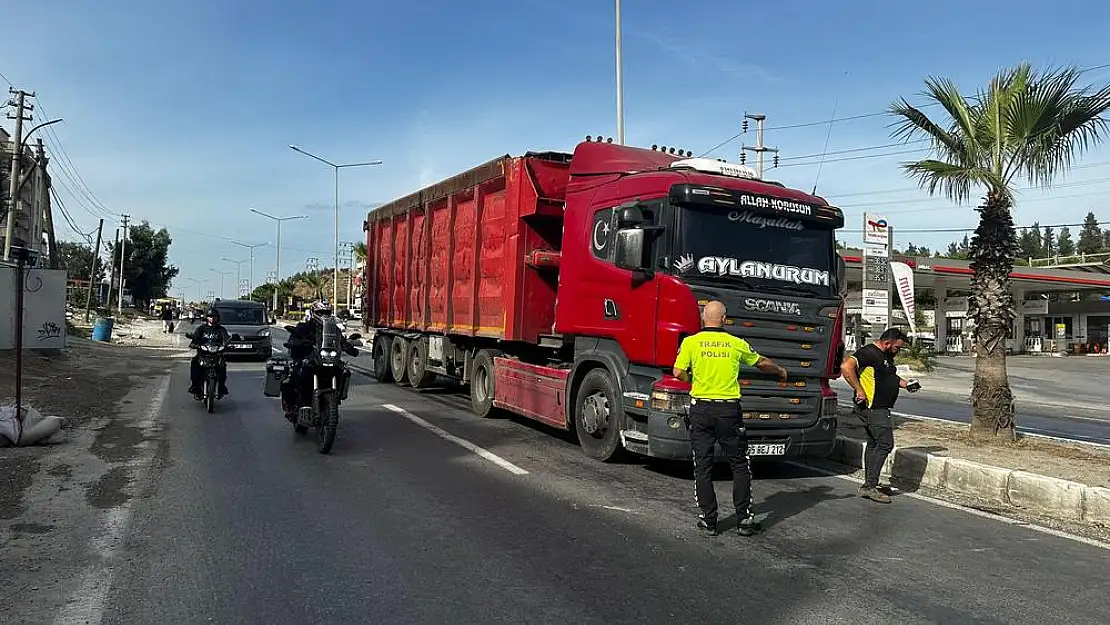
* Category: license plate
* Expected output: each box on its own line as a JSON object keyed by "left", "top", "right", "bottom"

{"left": 749, "top": 443, "right": 787, "bottom": 456}
{"left": 231, "top": 343, "right": 250, "bottom": 349}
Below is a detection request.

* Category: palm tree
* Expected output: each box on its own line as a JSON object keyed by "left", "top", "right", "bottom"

{"left": 353, "top": 242, "right": 367, "bottom": 265}
{"left": 298, "top": 273, "right": 324, "bottom": 300}
{"left": 888, "top": 63, "right": 1110, "bottom": 441}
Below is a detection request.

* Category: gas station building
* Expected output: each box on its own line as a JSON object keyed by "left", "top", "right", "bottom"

{"left": 841, "top": 250, "right": 1110, "bottom": 355}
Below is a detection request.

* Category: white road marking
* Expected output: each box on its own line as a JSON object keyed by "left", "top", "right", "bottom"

{"left": 786, "top": 460, "right": 1110, "bottom": 552}
{"left": 837, "top": 402, "right": 1110, "bottom": 449}
{"left": 382, "top": 404, "right": 529, "bottom": 475}
{"left": 54, "top": 374, "right": 172, "bottom": 625}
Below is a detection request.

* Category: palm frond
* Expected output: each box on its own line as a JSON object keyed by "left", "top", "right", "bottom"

{"left": 900, "top": 159, "right": 993, "bottom": 203}
{"left": 890, "top": 63, "right": 1110, "bottom": 203}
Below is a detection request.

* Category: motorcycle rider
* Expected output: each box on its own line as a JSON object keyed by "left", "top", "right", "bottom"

{"left": 281, "top": 299, "right": 358, "bottom": 421}
{"left": 281, "top": 300, "right": 332, "bottom": 420}
{"left": 188, "top": 308, "right": 231, "bottom": 397}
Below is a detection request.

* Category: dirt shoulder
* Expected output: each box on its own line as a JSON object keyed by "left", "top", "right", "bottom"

{"left": 0, "top": 334, "right": 182, "bottom": 623}
{"left": 838, "top": 409, "right": 1110, "bottom": 489}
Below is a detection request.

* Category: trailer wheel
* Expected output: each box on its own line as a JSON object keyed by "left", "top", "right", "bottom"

{"left": 371, "top": 334, "right": 394, "bottom": 383}
{"left": 573, "top": 368, "right": 626, "bottom": 462}
{"left": 408, "top": 337, "right": 436, "bottom": 388}
{"left": 390, "top": 337, "right": 410, "bottom": 386}
{"left": 469, "top": 349, "right": 502, "bottom": 418}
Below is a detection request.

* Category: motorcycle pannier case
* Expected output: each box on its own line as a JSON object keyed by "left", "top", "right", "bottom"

{"left": 263, "top": 357, "right": 289, "bottom": 397}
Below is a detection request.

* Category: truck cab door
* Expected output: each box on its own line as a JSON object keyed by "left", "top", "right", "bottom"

{"left": 575, "top": 200, "right": 663, "bottom": 364}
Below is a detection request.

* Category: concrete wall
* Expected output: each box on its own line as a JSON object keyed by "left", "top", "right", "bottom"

{"left": 0, "top": 265, "right": 67, "bottom": 350}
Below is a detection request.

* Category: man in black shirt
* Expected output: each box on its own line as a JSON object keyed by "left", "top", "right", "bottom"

{"left": 840, "top": 327, "right": 920, "bottom": 503}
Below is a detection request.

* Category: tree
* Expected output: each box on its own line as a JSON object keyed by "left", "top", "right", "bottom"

{"left": 353, "top": 241, "right": 367, "bottom": 264}
{"left": 1077, "top": 211, "right": 1103, "bottom": 254}
{"left": 1057, "top": 226, "right": 1076, "bottom": 257}
{"left": 1030, "top": 221, "right": 1044, "bottom": 256}
{"left": 1017, "top": 228, "right": 1039, "bottom": 259}
{"left": 298, "top": 273, "right": 324, "bottom": 299}
{"left": 1042, "top": 225, "right": 1056, "bottom": 257}
{"left": 108, "top": 220, "right": 179, "bottom": 310}
{"left": 55, "top": 240, "right": 103, "bottom": 283}
{"left": 888, "top": 63, "right": 1110, "bottom": 441}
{"left": 942, "top": 234, "right": 970, "bottom": 259}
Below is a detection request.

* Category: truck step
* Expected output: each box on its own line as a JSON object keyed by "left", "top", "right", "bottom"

{"left": 620, "top": 429, "right": 649, "bottom": 443}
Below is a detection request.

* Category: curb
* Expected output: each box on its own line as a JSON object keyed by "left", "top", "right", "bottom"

{"left": 826, "top": 435, "right": 1110, "bottom": 526}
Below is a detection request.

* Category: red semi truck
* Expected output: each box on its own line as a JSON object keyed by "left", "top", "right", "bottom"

{"left": 362, "top": 138, "right": 846, "bottom": 462}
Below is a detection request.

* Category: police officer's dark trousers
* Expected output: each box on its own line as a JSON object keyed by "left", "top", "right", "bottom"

{"left": 689, "top": 398, "right": 752, "bottom": 524}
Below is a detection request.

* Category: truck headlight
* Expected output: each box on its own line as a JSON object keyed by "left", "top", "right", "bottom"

{"left": 650, "top": 390, "right": 690, "bottom": 412}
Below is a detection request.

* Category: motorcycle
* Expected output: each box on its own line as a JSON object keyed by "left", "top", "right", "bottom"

{"left": 273, "top": 316, "right": 361, "bottom": 454}
{"left": 185, "top": 332, "right": 227, "bottom": 413}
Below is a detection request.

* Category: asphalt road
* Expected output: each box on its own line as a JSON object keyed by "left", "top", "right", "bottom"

{"left": 96, "top": 331, "right": 1110, "bottom": 624}
{"left": 832, "top": 368, "right": 1110, "bottom": 446}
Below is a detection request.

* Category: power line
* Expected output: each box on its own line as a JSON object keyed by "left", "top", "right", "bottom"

{"left": 702, "top": 62, "right": 1110, "bottom": 157}
{"left": 842, "top": 219, "right": 1110, "bottom": 235}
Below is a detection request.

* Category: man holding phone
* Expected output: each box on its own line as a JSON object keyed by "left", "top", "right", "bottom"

{"left": 839, "top": 327, "right": 921, "bottom": 503}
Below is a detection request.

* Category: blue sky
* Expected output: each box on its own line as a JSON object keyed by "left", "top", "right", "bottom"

{"left": 5, "top": 0, "right": 1110, "bottom": 299}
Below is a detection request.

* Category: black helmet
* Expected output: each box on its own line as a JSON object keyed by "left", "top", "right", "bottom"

{"left": 205, "top": 308, "right": 220, "bottom": 322}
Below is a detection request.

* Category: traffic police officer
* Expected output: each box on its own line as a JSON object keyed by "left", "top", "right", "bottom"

{"left": 673, "top": 300, "right": 788, "bottom": 537}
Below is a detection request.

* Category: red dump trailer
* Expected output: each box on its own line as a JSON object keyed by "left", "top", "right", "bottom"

{"left": 363, "top": 138, "right": 846, "bottom": 462}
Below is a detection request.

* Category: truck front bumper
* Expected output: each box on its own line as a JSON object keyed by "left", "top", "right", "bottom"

{"left": 622, "top": 410, "right": 838, "bottom": 462}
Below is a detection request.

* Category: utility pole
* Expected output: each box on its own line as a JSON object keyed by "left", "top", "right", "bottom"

{"left": 117, "top": 213, "right": 130, "bottom": 313}
{"left": 36, "top": 139, "right": 57, "bottom": 268}
{"left": 3, "top": 88, "right": 34, "bottom": 261}
{"left": 105, "top": 227, "right": 119, "bottom": 308}
{"left": 740, "top": 113, "right": 779, "bottom": 179}
{"left": 339, "top": 241, "right": 357, "bottom": 311}
{"left": 83, "top": 218, "right": 105, "bottom": 322}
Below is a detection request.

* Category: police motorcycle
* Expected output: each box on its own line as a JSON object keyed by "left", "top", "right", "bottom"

{"left": 185, "top": 331, "right": 227, "bottom": 413}
{"left": 264, "top": 311, "right": 361, "bottom": 454}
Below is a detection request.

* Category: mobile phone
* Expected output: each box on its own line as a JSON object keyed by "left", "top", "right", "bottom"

{"left": 906, "top": 379, "right": 921, "bottom": 393}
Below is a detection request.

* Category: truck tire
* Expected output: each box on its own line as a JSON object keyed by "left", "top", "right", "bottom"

{"left": 469, "top": 348, "right": 503, "bottom": 418}
{"left": 390, "top": 337, "right": 410, "bottom": 386}
{"left": 408, "top": 337, "right": 436, "bottom": 388}
{"left": 371, "top": 334, "right": 394, "bottom": 382}
{"left": 573, "top": 368, "right": 626, "bottom": 462}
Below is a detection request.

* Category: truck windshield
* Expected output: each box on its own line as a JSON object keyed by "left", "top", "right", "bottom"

{"left": 673, "top": 204, "right": 836, "bottom": 296}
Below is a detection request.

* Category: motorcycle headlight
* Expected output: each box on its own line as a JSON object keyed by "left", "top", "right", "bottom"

{"left": 319, "top": 349, "right": 338, "bottom": 358}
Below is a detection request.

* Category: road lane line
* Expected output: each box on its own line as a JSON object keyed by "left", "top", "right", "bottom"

{"left": 54, "top": 374, "right": 172, "bottom": 625}
{"left": 382, "top": 404, "right": 529, "bottom": 475}
{"left": 787, "top": 461, "right": 1110, "bottom": 551}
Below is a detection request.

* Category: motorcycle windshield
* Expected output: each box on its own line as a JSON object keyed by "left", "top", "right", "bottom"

{"left": 320, "top": 317, "right": 341, "bottom": 351}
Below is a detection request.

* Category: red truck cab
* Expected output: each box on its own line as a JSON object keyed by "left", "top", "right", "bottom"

{"left": 364, "top": 137, "right": 845, "bottom": 462}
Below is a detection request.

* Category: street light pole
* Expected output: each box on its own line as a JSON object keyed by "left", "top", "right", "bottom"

{"left": 250, "top": 208, "right": 307, "bottom": 315}
{"left": 231, "top": 240, "right": 267, "bottom": 298}
{"left": 187, "top": 277, "right": 210, "bottom": 302}
{"left": 615, "top": 0, "right": 625, "bottom": 145}
{"left": 222, "top": 257, "right": 247, "bottom": 297}
{"left": 288, "top": 145, "right": 382, "bottom": 306}
{"left": 210, "top": 269, "right": 232, "bottom": 299}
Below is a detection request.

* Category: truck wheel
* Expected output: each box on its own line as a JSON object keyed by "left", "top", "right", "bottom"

{"left": 390, "top": 337, "right": 410, "bottom": 386}
{"left": 573, "top": 368, "right": 626, "bottom": 462}
{"left": 469, "top": 349, "right": 503, "bottom": 418}
{"left": 372, "top": 334, "right": 394, "bottom": 382}
{"left": 408, "top": 337, "right": 436, "bottom": 388}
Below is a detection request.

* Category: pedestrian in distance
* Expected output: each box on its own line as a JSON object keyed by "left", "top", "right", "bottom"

{"left": 672, "top": 300, "right": 789, "bottom": 537}
{"left": 839, "top": 327, "right": 922, "bottom": 504}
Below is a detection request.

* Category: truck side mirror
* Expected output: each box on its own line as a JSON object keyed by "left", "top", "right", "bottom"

{"left": 614, "top": 229, "right": 646, "bottom": 270}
